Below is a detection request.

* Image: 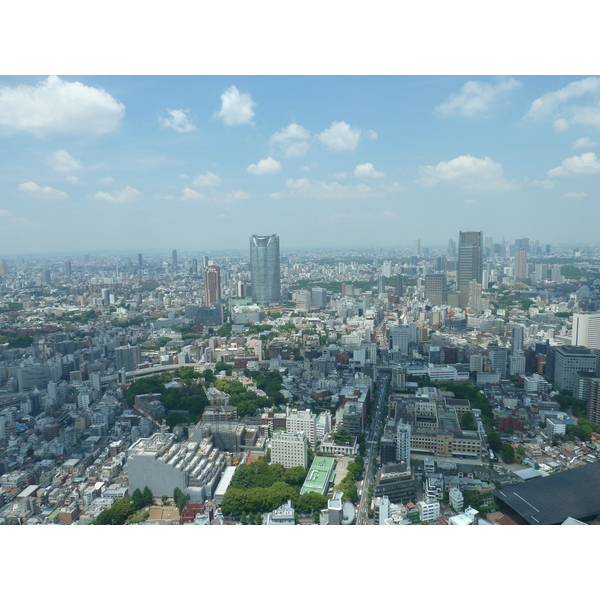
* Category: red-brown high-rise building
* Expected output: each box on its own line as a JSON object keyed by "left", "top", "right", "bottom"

{"left": 205, "top": 265, "right": 221, "bottom": 307}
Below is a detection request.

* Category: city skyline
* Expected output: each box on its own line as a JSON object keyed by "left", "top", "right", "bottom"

{"left": 2, "top": 75, "right": 600, "bottom": 255}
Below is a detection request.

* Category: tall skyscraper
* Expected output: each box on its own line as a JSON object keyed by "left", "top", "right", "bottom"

{"left": 250, "top": 234, "right": 281, "bottom": 305}
{"left": 395, "top": 274, "right": 403, "bottom": 298}
{"left": 424, "top": 273, "right": 447, "bottom": 307}
{"left": 0, "top": 259, "right": 7, "bottom": 276}
{"left": 171, "top": 249, "right": 178, "bottom": 271}
{"left": 457, "top": 231, "right": 483, "bottom": 308}
{"left": 586, "top": 379, "right": 600, "bottom": 425}
{"left": 572, "top": 313, "right": 600, "bottom": 350}
{"left": 138, "top": 253, "right": 143, "bottom": 268}
{"left": 514, "top": 248, "right": 528, "bottom": 279}
{"left": 191, "top": 258, "right": 198, "bottom": 274}
{"left": 205, "top": 265, "right": 222, "bottom": 307}
{"left": 447, "top": 239, "right": 457, "bottom": 258}
{"left": 63, "top": 261, "right": 72, "bottom": 276}
{"left": 512, "top": 325, "right": 525, "bottom": 352}
{"left": 414, "top": 239, "right": 421, "bottom": 256}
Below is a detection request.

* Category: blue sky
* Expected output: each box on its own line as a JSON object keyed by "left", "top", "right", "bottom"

{"left": 1, "top": 74, "right": 599, "bottom": 255}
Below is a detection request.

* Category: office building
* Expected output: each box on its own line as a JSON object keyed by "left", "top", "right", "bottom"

{"left": 125, "top": 433, "right": 226, "bottom": 502}
{"left": 489, "top": 345, "right": 509, "bottom": 378}
{"left": 457, "top": 231, "right": 483, "bottom": 308}
{"left": 250, "top": 234, "right": 281, "bottom": 306}
{"left": 509, "top": 352, "right": 526, "bottom": 376}
{"left": 300, "top": 456, "right": 336, "bottom": 496}
{"left": 137, "top": 253, "right": 143, "bottom": 268}
{"left": 204, "top": 265, "right": 221, "bottom": 307}
{"left": 447, "top": 239, "right": 457, "bottom": 258}
{"left": 265, "top": 500, "right": 296, "bottom": 525}
{"left": 514, "top": 248, "right": 528, "bottom": 280}
{"left": 271, "top": 431, "right": 308, "bottom": 469}
{"left": 554, "top": 346, "right": 597, "bottom": 393}
{"left": 586, "top": 378, "right": 600, "bottom": 425}
{"left": 171, "top": 249, "right": 178, "bottom": 271}
{"left": 286, "top": 407, "right": 317, "bottom": 450}
{"left": 63, "top": 261, "right": 72, "bottom": 276}
{"left": 396, "top": 422, "right": 411, "bottom": 463}
{"left": 0, "top": 258, "right": 6, "bottom": 277}
{"left": 572, "top": 313, "right": 600, "bottom": 350}
{"left": 424, "top": 273, "right": 447, "bottom": 306}
{"left": 374, "top": 462, "right": 417, "bottom": 505}
{"left": 190, "top": 258, "right": 198, "bottom": 274}
{"left": 395, "top": 274, "right": 404, "bottom": 298}
{"left": 311, "top": 287, "right": 328, "bottom": 309}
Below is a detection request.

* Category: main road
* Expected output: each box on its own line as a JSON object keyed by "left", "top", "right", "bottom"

{"left": 356, "top": 373, "right": 389, "bottom": 525}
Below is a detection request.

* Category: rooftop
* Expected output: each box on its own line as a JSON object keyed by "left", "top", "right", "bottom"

{"left": 300, "top": 456, "right": 336, "bottom": 496}
{"left": 495, "top": 461, "right": 600, "bottom": 525}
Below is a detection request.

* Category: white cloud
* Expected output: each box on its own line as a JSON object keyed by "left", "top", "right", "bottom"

{"left": 329, "top": 172, "right": 348, "bottom": 179}
{"left": 530, "top": 179, "right": 556, "bottom": 189}
{"left": 214, "top": 85, "right": 255, "bottom": 125}
{"left": 18, "top": 181, "right": 67, "bottom": 200}
{"left": 354, "top": 163, "right": 385, "bottom": 178}
{"left": 90, "top": 186, "right": 141, "bottom": 204}
{"left": 66, "top": 175, "right": 80, "bottom": 184}
{"left": 269, "top": 123, "right": 311, "bottom": 158}
{"left": 562, "top": 192, "right": 588, "bottom": 199}
{"left": 525, "top": 77, "right": 600, "bottom": 131}
{"left": 365, "top": 129, "right": 378, "bottom": 139}
{"left": 192, "top": 171, "right": 221, "bottom": 187}
{"left": 464, "top": 198, "right": 478, "bottom": 205}
{"left": 47, "top": 150, "right": 82, "bottom": 172}
{"left": 180, "top": 187, "right": 206, "bottom": 201}
{"left": 100, "top": 177, "right": 114, "bottom": 184}
{"left": 209, "top": 190, "right": 250, "bottom": 204}
{"left": 159, "top": 109, "right": 196, "bottom": 132}
{"left": 247, "top": 156, "right": 281, "bottom": 175}
{"left": 417, "top": 155, "right": 517, "bottom": 191}
{"left": 272, "top": 177, "right": 403, "bottom": 201}
{"left": 435, "top": 77, "right": 521, "bottom": 118}
{"left": 0, "top": 75, "right": 125, "bottom": 137}
{"left": 573, "top": 137, "right": 598, "bottom": 149}
{"left": 0, "top": 209, "right": 11, "bottom": 217}
{"left": 228, "top": 190, "right": 250, "bottom": 200}
{"left": 548, "top": 152, "right": 600, "bottom": 176}
{"left": 318, "top": 121, "right": 361, "bottom": 151}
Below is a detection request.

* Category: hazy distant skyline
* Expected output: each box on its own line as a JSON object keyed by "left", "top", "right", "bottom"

{"left": 1, "top": 75, "right": 600, "bottom": 254}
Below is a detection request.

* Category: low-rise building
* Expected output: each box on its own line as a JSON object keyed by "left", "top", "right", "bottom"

{"left": 417, "top": 499, "right": 440, "bottom": 522}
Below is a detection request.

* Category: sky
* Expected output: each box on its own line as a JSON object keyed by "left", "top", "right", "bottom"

{"left": 1, "top": 74, "right": 600, "bottom": 255}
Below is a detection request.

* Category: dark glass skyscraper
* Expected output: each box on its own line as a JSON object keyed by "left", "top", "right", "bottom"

{"left": 457, "top": 231, "right": 483, "bottom": 308}
{"left": 250, "top": 234, "right": 280, "bottom": 305}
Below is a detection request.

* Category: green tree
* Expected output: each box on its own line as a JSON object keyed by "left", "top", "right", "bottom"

{"left": 161, "top": 495, "right": 170, "bottom": 505}
{"left": 460, "top": 411, "right": 477, "bottom": 431}
{"left": 215, "top": 361, "right": 233, "bottom": 375}
{"left": 131, "top": 488, "right": 144, "bottom": 511}
{"left": 255, "top": 512, "right": 263, "bottom": 525}
{"left": 501, "top": 444, "right": 515, "bottom": 462}
{"left": 142, "top": 486, "right": 153, "bottom": 506}
{"left": 332, "top": 428, "right": 352, "bottom": 445}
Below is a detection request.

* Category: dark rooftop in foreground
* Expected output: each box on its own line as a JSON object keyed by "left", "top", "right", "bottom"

{"left": 494, "top": 461, "right": 600, "bottom": 525}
